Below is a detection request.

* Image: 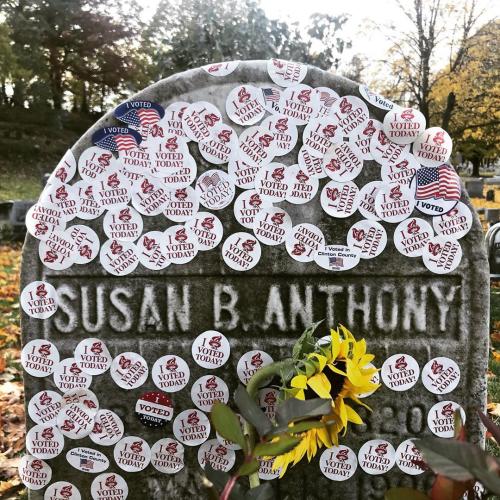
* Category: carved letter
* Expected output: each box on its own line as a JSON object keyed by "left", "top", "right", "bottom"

{"left": 430, "top": 285, "right": 460, "bottom": 332}
{"left": 213, "top": 284, "right": 239, "bottom": 330}
{"left": 167, "top": 284, "right": 190, "bottom": 332}
{"left": 110, "top": 287, "right": 133, "bottom": 332}
{"left": 402, "top": 285, "right": 427, "bottom": 332}
{"left": 138, "top": 285, "right": 164, "bottom": 332}
{"left": 375, "top": 285, "right": 398, "bottom": 330}
{"left": 347, "top": 285, "right": 371, "bottom": 331}
{"left": 81, "top": 285, "right": 105, "bottom": 333}
{"left": 53, "top": 284, "right": 78, "bottom": 333}
{"left": 318, "top": 285, "right": 344, "bottom": 326}
{"left": 289, "top": 285, "right": 313, "bottom": 331}
{"left": 263, "top": 285, "right": 286, "bottom": 331}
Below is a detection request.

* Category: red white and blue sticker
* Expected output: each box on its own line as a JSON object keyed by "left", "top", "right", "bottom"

{"left": 135, "top": 391, "right": 173, "bottom": 428}
{"left": 114, "top": 100, "right": 165, "bottom": 128}
{"left": 92, "top": 127, "right": 142, "bottom": 152}
{"left": 315, "top": 245, "right": 361, "bottom": 272}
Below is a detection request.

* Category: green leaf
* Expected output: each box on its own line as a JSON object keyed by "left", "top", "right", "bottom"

{"left": 211, "top": 402, "right": 247, "bottom": 453}
{"left": 385, "top": 488, "right": 429, "bottom": 500}
{"left": 254, "top": 434, "right": 300, "bottom": 457}
{"left": 302, "top": 359, "right": 317, "bottom": 377}
{"left": 204, "top": 463, "right": 246, "bottom": 500}
{"left": 292, "top": 320, "right": 324, "bottom": 360}
{"left": 234, "top": 385, "right": 273, "bottom": 437}
{"left": 415, "top": 437, "right": 500, "bottom": 494}
{"left": 271, "top": 419, "right": 325, "bottom": 436}
{"left": 245, "top": 482, "right": 274, "bottom": 500}
{"left": 279, "top": 359, "right": 297, "bottom": 385}
{"left": 478, "top": 410, "right": 500, "bottom": 445}
{"left": 237, "top": 459, "right": 260, "bottom": 476}
{"left": 276, "top": 398, "right": 331, "bottom": 427}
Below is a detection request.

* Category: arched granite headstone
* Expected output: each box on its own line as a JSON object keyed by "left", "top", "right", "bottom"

{"left": 21, "top": 60, "right": 489, "bottom": 500}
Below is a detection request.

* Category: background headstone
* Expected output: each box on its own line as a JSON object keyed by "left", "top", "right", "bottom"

{"left": 21, "top": 61, "right": 489, "bottom": 500}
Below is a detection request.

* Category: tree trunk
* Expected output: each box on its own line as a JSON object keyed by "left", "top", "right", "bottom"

{"left": 472, "top": 156, "right": 481, "bottom": 177}
{"left": 441, "top": 92, "right": 456, "bottom": 130}
{"left": 48, "top": 46, "right": 63, "bottom": 110}
{"left": 81, "top": 81, "right": 89, "bottom": 114}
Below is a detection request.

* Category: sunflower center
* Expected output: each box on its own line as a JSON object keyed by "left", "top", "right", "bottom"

{"left": 304, "top": 361, "right": 346, "bottom": 401}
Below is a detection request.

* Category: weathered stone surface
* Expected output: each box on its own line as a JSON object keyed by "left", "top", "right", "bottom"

{"left": 21, "top": 60, "right": 489, "bottom": 500}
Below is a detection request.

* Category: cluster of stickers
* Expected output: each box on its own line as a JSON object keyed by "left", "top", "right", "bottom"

{"left": 24, "top": 58, "right": 470, "bottom": 284}
{"left": 18, "top": 330, "right": 285, "bottom": 496}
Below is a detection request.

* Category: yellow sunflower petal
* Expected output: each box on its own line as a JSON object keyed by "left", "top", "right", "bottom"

{"left": 316, "top": 425, "right": 333, "bottom": 448}
{"left": 291, "top": 374, "right": 308, "bottom": 389}
{"left": 308, "top": 352, "right": 328, "bottom": 371}
{"left": 346, "top": 359, "right": 366, "bottom": 387}
{"left": 345, "top": 404, "right": 364, "bottom": 425}
{"left": 307, "top": 372, "right": 331, "bottom": 399}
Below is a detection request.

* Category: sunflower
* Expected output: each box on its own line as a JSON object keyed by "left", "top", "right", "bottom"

{"left": 273, "top": 325, "right": 379, "bottom": 476}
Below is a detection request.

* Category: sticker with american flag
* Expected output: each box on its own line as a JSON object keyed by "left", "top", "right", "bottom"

{"left": 114, "top": 101, "right": 165, "bottom": 128}
{"left": 92, "top": 127, "right": 142, "bottom": 152}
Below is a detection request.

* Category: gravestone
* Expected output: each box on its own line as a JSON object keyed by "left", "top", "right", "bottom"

{"left": 464, "top": 178, "right": 484, "bottom": 198}
{"left": 21, "top": 60, "right": 489, "bottom": 500}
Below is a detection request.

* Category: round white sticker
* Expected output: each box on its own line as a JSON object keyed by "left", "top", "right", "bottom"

{"left": 394, "top": 217, "right": 434, "bottom": 257}
{"left": 254, "top": 163, "right": 291, "bottom": 203}
{"left": 163, "top": 186, "right": 200, "bottom": 222}
{"left": 91, "top": 473, "right": 129, "bottom": 500}
{"left": 173, "top": 409, "right": 211, "bottom": 446}
{"left": 422, "top": 236, "right": 462, "bottom": 274}
{"left": 21, "top": 339, "right": 60, "bottom": 377}
{"left": 28, "top": 390, "right": 62, "bottom": 425}
{"left": 285, "top": 165, "right": 319, "bottom": 204}
{"left": 410, "top": 164, "right": 461, "bottom": 216}
{"left": 48, "top": 150, "right": 77, "bottom": 185}
{"left": 313, "top": 87, "right": 339, "bottom": 118}
{"left": 26, "top": 424, "right": 64, "bottom": 459}
{"left": 198, "top": 439, "right": 236, "bottom": 472}
{"left": 233, "top": 190, "right": 271, "bottom": 229}
{"left": 67, "top": 225, "right": 100, "bottom": 264}
{"left": 228, "top": 155, "right": 261, "bottom": 190}
{"left": 61, "top": 388, "right": 99, "bottom": 416}
{"left": 191, "top": 375, "right": 229, "bottom": 412}
{"left": 253, "top": 207, "right": 292, "bottom": 246}
{"left": 152, "top": 355, "right": 190, "bottom": 393}
{"left": 237, "top": 350, "right": 274, "bottom": 385}
{"left": 110, "top": 352, "right": 149, "bottom": 390}
{"left": 285, "top": 223, "right": 325, "bottom": 262}
{"left": 259, "top": 389, "right": 278, "bottom": 421}
{"left": 279, "top": 84, "right": 318, "bottom": 125}
{"left": 357, "top": 363, "right": 380, "bottom": 398}
{"left": 78, "top": 146, "right": 119, "bottom": 181}
{"left": 92, "top": 166, "right": 131, "bottom": 210}
{"left": 74, "top": 180, "right": 105, "bottom": 220}
{"left": 258, "top": 458, "right": 281, "bottom": 480}
{"left": 383, "top": 107, "right": 426, "bottom": 145}
{"left": 267, "top": 58, "right": 307, "bottom": 87}
{"left": 427, "top": 400, "right": 465, "bottom": 438}
{"left": 74, "top": 338, "right": 111, "bottom": 376}
{"left": 195, "top": 169, "right": 235, "bottom": 210}
{"left": 137, "top": 231, "right": 171, "bottom": 270}
{"left": 38, "top": 230, "right": 75, "bottom": 270}
{"left": 357, "top": 440, "right": 396, "bottom": 475}
{"left": 395, "top": 439, "right": 425, "bottom": 475}
{"left": 192, "top": 330, "right": 231, "bottom": 369}
{"left": 199, "top": 123, "right": 239, "bottom": 165}
{"left": 422, "top": 357, "right": 460, "bottom": 395}
{"left": 26, "top": 202, "right": 67, "bottom": 241}
{"left": 357, "top": 181, "right": 383, "bottom": 221}
{"left": 222, "top": 232, "right": 262, "bottom": 271}
{"left": 375, "top": 183, "right": 415, "bottom": 223}
{"left": 185, "top": 212, "right": 223, "bottom": 251}
{"left": 89, "top": 409, "right": 124, "bottom": 446}
{"left": 381, "top": 354, "right": 420, "bottom": 391}
{"left": 18, "top": 455, "right": 52, "bottom": 490}
{"left": 181, "top": 101, "right": 222, "bottom": 142}
{"left": 412, "top": 127, "right": 452, "bottom": 167}
{"left": 238, "top": 126, "right": 277, "bottom": 168}
{"left": 203, "top": 61, "right": 240, "bottom": 76}
{"left": 261, "top": 86, "right": 282, "bottom": 115}
{"left": 381, "top": 153, "right": 421, "bottom": 187}
{"left": 99, "top": 239, "right": 139, "bottom": 276}
{"left": 113, "top": 436, "right": 151, "bottom": 472}
{"left": 161, "top": 102, "right": 190, "bottom": 138}
{"left": 350, "top": 119, "right": 383, "bottom": 160}
{"left": 319, "top": 445, "right": 357, "bottom": 481}
{"left": 56, "top": 403, "right": 95, "bottom": 439}
{"left": 347, "top": 220, "right": 387, "bottom": 259}
{"left": 163, "top": 225, "right": 199, "bottom": 264}
{"left": 66, "top": 447, "right": 109, "bottom": 473}
{"left": 149, "top": 136, "right": 196, "bottom": 185}
{"left": 330, "top": 96, "right": 369, "bottom": 138}
{"left": 432, "top": 202, "right": 472, "bottom": 240}
{"left": 53, "top": 358, "right": 92, "bottom": 391}
{"left": 226, "top": 85, "right": 265, "bottom": 126}
{"left": 118, "top": 146, "right": 153, "bottom": 175}
{"left": 303, "top": 117, "right": 342, "bottom": 157}
{"left": 370, "top": 130, "right": 410, "bottom": 168}
{"left": 315, "top": 245, "right": 361, "bottom": 272}
{"left": 261, "top": 115, "right": 298, "bottom": 156}
{"left": 150, "top": 438, "right": 185, "bottom": 474}
{"left": 320, "top": 180, "right": 360, "bottom": 218}
{"left": 130, "top": 175, "right": 170, "bottom": 216}
{"left": 323, "top": 142, "right": 364, "bottom": 182}
{"left": 298, "top": 146, "right": 326, "bottom": 179}
{"left": 358, "top": 85, "right": 395, "bottom": 111}
{"left": 40, "top": 182, "right": 81, "bottom": 221}
{"left": 44, "top": 481, "right": 81, "bottom": 500}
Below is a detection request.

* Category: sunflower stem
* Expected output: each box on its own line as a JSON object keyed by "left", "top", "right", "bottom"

{"left": 244, "top": 359, "right": 292, "bottom": 489}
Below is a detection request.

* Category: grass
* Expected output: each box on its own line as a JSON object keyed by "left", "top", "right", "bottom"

{"left": 0, "top": 174, "right": 41, "bottom": 202}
